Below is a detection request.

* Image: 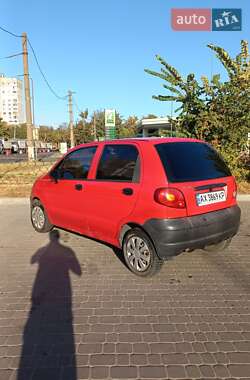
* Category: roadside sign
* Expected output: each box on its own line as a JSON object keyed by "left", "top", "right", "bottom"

{"left": 105, "top": 109, "right": 116, "bottom": 127}
{"left": 105, "top": 109, "right": 116, "bottom": 139}
{"left": 60, "top": 142, "right": 68, "bottom": 154}
{"left": 105, "top": 126, "right": 116, "bottom": 140}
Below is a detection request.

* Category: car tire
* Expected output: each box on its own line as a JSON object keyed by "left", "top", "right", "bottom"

{"left": 203, "top": 238, "right": 232, "bottom": 252}
{"left": 122, "top": 227, "right": 163, "bottom": 277}
{"left": 31, "top": 199, "right": 53, "bottom": 233}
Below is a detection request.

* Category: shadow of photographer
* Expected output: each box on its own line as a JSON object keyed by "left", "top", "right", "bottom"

{"left": 17, "top": 230, "right": 82, "bottom": 380}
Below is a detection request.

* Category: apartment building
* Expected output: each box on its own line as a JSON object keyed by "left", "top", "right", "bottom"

{"left": 0, "top": 74, "right": 24, "bottom": 124}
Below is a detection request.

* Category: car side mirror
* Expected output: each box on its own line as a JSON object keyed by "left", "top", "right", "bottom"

{"left": 50, "top": 170, "right": 59, "bottom": 183}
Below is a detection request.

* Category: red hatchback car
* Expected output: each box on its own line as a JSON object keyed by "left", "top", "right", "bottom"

{"left": 31, "top": 138, "right": 241, "bottom": 276}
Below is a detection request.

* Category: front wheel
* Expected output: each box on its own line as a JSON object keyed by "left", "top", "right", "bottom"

{"left": 122, "top": 228, "right": 162, "bottom": 277}
{"left": 31, "top": 199, "right": 53, "bottom": 233}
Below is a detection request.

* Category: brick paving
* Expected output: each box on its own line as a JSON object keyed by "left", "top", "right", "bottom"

{"left": 0, "top": 201, "right": 249, "bottom": 379}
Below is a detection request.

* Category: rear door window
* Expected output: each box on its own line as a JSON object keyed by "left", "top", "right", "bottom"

{"left": 96, "top": 144, "right": 140, "bottom": 182}
{"left": 155, "top": 142, "right": 231, "bottom": 182}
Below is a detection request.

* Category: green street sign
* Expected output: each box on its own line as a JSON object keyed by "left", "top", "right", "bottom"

{"left": 105, "top": 109, "right": 116, "bottom": 139}
{"left": 105, "top": 109, "right": 116, "bottom": 127}
{"left": 105, "top": 126, "right": 116, "bottom": 140}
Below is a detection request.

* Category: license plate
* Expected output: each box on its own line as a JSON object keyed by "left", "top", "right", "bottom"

{"left": 196, "top": 190, "right": 226, "bottom": 206}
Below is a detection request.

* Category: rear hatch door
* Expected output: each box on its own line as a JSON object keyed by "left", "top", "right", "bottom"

{"left": 155, "top": 141, "right": 236, "bottom": 217}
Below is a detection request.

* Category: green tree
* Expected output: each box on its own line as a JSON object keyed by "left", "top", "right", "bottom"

{"left": 117, "top": 116, "right": 138, "bottom": 138}
{"left": 15, "top": 124, "right": 27, "bottom": 139}
{"left": 145, "top": 40, "right": 250, "bottom": 180}
{"left": 54, "top": 124, "right": 70, "bottom": 145}
{"left": 0, "top": 118, "right": 11, "bottom": 139}
{"left": 74, "top": 119, "right": 93, "bottom": 144}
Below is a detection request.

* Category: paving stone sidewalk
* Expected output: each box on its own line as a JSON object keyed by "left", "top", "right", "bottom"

{"left": 0, "top": 202, "right": 249, "bottom": 380}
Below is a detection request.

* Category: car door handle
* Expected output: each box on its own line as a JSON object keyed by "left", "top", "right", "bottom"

{"left": 122, "top": 188, "right": 133, "bottom": 196}
{"left": 75, "top": 184, "right": 83, "bottom": 191}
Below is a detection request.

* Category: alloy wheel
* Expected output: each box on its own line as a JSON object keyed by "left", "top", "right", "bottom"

{"left": 125, "top": 236, "right": 151, "bottom": 272}
{"left": 32, "top": 206, "right": 45, "bottom": 230}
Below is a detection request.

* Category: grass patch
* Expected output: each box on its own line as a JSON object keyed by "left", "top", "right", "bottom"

{"left": 238, "top": 181, "right": 250, "bottom": 194}
{"left": 0, "top": 184, "right": 33, "bottom": 197}
{"left": 0, "top": 161, "right": 52, "bottom": 184}
{"left": 0, "top": 161, "right": 53, "bottom": 197}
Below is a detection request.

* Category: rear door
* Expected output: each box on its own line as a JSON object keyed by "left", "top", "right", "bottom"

{"left": 155, "top": 141, "right": 236, "bottom": 216}
{"left": 83, "top": 143, "right": 141, "bottom": 243}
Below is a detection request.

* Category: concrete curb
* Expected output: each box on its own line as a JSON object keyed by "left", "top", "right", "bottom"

{"left": 0, "top": 194, "right": 250, "bottom": 205}
{"left": 237, "top": 194, "right": 250, "bottom": 201}
{"left": 0, "top": 198, "right": 30, "bottom": 205}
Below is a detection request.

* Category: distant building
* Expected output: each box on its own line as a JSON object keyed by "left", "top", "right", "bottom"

{"left": 137, "top": 117, "right": 175, "bottom": 137}
{"left": 0, "top": 74, "right": 24, "bottom": 124}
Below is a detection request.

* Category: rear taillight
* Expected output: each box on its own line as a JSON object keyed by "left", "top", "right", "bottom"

{"left": 154, "top": 187, "right": 186, "bottom": 208}
{"left": 233, "top": 178, "right": 237, "bottom": 199}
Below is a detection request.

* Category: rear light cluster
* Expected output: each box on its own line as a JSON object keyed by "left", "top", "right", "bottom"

{"left": 232, "top": 178, "right": 237, "bottom": 199}
{"left": 154, "top": 187, "right": 186, "bottom": 208}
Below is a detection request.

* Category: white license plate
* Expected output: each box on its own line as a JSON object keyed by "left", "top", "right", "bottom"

{"left": 196, "top": 190, "right": 226, "bottom": 206}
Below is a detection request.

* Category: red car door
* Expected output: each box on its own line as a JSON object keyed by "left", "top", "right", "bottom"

{"left": 43, "top": 146, "right": 97, "bottom": 233}
{"left": 82, "top": 143, "right": 142, "bottom": 245}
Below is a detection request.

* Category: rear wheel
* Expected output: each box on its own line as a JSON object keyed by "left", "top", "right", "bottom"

{"left": 122, "top": 228, "right": 162, "bottom": 277}
{"left": 31, "top": 199, "right": 53, "bottom": 233}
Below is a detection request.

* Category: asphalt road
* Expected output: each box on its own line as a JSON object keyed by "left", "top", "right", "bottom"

{"left": 0, "top": 200, "right": 249, "bottom": 380}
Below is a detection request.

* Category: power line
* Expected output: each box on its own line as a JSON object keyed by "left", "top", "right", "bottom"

{"left": 0, "top": 53, "right": 23, "bottom": 59}
{"left": 73, "top": 97, "right": 82, "bottom": 113}
{"left": 27, "top": 38, "right": 67, "bottom": 100}
{"left": 0, "top": 26, "right": 22, "bottom": 38}
{"left": 1, "top": 26, "right": 67, "bottom": 101}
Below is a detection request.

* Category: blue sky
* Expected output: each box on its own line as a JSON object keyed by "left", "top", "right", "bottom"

{"left": 1, "top": 0, "right": 249, "bottom": 126}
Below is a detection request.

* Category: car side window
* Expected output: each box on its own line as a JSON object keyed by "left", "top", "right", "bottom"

{"left": 96, "top": 144, "right": 140, "bottom": 182}
{"left": 52, "top": 146, "right": 97, "bottom": 180}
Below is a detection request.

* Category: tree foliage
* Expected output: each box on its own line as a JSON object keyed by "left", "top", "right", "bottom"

{"left": 0, "top": 118, "right": 11, "bottom": 139}
{"left": 145, "top": 40, "right": 250, "bottom": 180}
{"left": 74, "top": 110, "right": 138, "bottom": 143}
{"left": 0, "top": 111, "right": 138, "bottom": 146}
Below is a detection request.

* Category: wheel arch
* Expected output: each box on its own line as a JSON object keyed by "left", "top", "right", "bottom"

{"left": 119, "top": 222, "right": 158, "bottom": 256}
{"left": 30, "top": 196, "right": 53, "bottom": 225}
{"left": 31, "top": 196, "right": 40, "bottom": 203}
{"left": 119, "top": 223, "right": 141, "bottom": 247}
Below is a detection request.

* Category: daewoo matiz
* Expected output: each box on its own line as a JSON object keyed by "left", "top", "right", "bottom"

{"left": 31, "top": 138, "right": 241, "bottom": 276}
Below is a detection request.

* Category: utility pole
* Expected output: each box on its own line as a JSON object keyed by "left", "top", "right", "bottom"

{"left": 22, "top": 32, "right": 34, "bottom": 160}
{"left": 30, "top": 77, "right": 35, "bottom": 126}
{"left": 68, "top": 90, "right": 75, "bottom": 148}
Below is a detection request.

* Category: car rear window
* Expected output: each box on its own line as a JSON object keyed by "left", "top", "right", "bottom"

{"left": 155, "top": 142, "right": 231, "bottom": 182}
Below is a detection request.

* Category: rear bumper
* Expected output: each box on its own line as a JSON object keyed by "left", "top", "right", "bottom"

{"left": 143, "top": 205, "right": 241, "bottom": 260}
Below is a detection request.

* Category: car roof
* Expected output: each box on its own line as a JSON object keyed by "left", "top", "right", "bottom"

{"left": 69, "top": 137, "right": 204, "bottom": 152}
